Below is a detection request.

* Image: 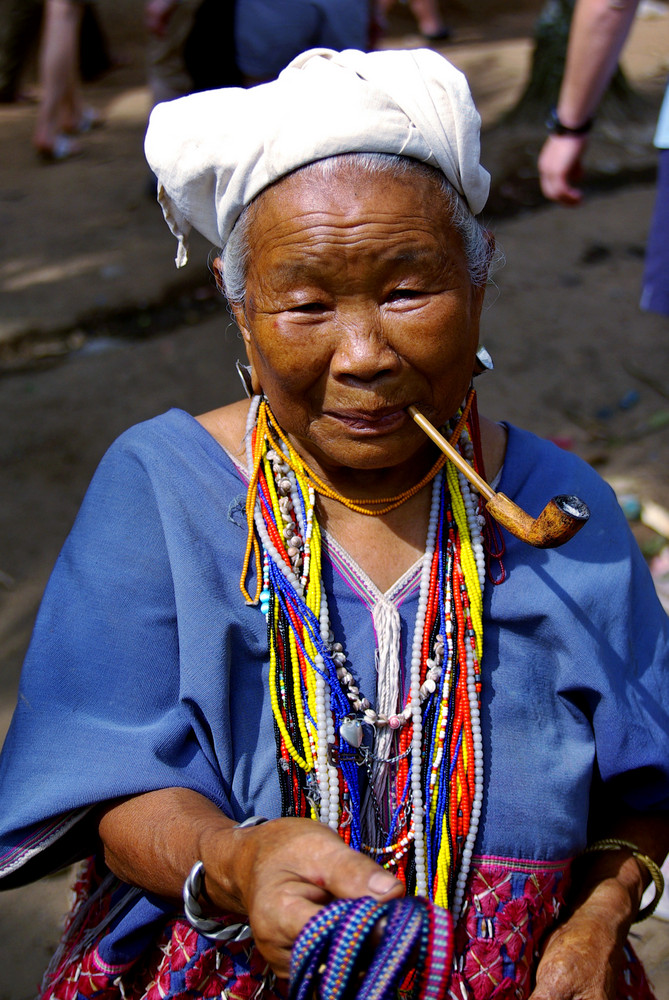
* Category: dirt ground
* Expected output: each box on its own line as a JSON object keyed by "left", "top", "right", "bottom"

{"left": 1, "top": 3, "right": 669, "bottom": 998}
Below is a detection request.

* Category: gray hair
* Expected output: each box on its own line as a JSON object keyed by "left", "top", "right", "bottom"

{"left": 220, "top": 153, "right": 491, "bottom": 306}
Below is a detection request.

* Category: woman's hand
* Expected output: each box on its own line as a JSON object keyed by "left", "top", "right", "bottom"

{"left": 99, "top": 790, "right": 403, "bottom": 981}
{"left": 529, "top": 875, "right": 633, "bottom": 1000}
{"left": 201, "top": 816, "right": 403, "bottom": 978}
{"left": 529, "top": 805, "right": 669, "bottom": 1000}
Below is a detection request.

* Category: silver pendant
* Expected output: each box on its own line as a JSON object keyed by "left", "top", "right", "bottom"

{"left": 339, "top": 715, "right": 363, "bottom": 748}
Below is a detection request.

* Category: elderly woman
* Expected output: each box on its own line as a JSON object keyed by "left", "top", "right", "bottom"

{"left": 0, "top": 48, "right": 668, "bottom": 1000}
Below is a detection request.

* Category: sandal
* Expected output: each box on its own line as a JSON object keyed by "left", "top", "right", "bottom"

{"left": 421, "top": 26, "right": 452, "bottom": 41}
{"left": 72, "top": 106, "right": 105, "bottom": 133}
{"left": 36, "top": 135, "right": 83, "bottom": 163}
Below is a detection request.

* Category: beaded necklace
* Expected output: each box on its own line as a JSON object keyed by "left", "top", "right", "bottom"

{"left": 242, "top": 397, "right": 485, "bottom": 920}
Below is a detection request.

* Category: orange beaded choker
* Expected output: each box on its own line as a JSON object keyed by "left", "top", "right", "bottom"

{"left": 266, "top": 392, "right": 472, "bottom": 512}
{"left": 240, "top": 392, "right": 474, "bottom": 604}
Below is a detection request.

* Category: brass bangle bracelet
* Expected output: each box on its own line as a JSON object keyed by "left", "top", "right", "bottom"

{"left": 583, "top": 838, "right": 665, "bottom": 921}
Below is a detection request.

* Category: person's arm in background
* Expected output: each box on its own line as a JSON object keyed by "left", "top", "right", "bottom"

{"left": 145, "top": 0, "right": 180, "bottom": 36}
{"left": 530, "top": 810, "right": 669, "bottom": 1000}
{"left": 538, "top": 0, "right": 640, "bottom": 204}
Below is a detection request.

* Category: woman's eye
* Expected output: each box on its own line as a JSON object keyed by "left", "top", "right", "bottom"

{"left": 290, "top": 301, "right": 328, "bottom": 313}
{"left": 387, "top": 288, "right": 423, "bottom": 302}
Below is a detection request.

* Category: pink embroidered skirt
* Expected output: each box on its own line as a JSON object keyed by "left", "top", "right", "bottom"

{"left": 40, "top": 856, "right": 656, "bottom": 1000}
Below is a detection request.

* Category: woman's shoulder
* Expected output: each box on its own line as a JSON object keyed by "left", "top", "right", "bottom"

{"left": 498, "top": 423, "right": 641, "bottom": 577}
{"left": 195, "top": 399, "right": 250, "bottom": 461}
{"left": 55, "top": 403, "right": 255, "bottom": 587}
{"left": 501, "top": 423, "right": 616, "bottom": 507}
{"left": 105, "top": 401, "right": 250, "bottom": 481}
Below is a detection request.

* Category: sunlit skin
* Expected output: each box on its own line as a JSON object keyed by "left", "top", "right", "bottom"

{"left": 230, "top": 165, "right": 489, "bottom": 501}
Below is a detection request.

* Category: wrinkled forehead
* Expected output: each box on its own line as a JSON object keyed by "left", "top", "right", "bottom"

{"left": 245, "top": 156, "right": 457, "bottom": 249}
{"left": 238, "top": 161, "right": 472, "bottom": 303}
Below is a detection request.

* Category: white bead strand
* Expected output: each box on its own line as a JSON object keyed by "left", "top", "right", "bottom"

{"left": 318, "top": 590, "right": 341, "bottom": 831}
{"left": 409, "top": 470, "right": 443, "bottom": 897}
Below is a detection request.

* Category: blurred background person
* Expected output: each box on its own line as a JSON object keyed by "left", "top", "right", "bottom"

{"left": 145, "top": 0, "right": 240, "bottom": 108}
{"left": 377, "top": 0, "right": 450, "bottom": 41}
{"left": 537, "top": 0, "right": 669, "bottom": 319}
{"left": 0, "top": 0, "right": 43, "bottom": 103}
{"left": 145, "top": 0, "right": 373, "bottom": 110}
{"left": 234, "top": 0, "right": 372, "bottom": 85}
{"left": 33, "top": 0, "right": 104, "bottom": 160}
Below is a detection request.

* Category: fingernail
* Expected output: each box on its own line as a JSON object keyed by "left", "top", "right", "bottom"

{"left": 368, "top": 871, "right": 398, "bottom": 895}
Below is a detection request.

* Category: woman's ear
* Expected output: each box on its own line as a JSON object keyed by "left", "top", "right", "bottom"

{"left": 211, "top": 255, "right": 225, "bottom": 294}
{"left": 212, "top": 256, "right": 262, "bottom": 396}
{"left": 230, "top": 299, "right": 250, "bottom": 339}
{"left": 229, "top": 300, "right": 263, "bottom": 396}
{"left": 242, "top": 348, "right": 263, "bottom": 396}
{"left": 211, "top": 255, "right": 262, "bottom": 394}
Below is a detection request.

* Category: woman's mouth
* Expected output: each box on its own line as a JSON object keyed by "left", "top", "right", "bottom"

{"left": 328, "top": 407, "right": 408, "bottom": 433}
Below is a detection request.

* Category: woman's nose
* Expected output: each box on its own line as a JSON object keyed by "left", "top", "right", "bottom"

{"left": 330, "top": 308, "right": 401, "bottom": 383}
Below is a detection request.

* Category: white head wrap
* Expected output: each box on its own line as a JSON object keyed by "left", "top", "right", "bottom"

{"left": 145, "top": 47, "right": 490, "bottom": 267}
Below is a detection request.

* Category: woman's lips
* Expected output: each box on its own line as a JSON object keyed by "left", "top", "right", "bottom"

{"left": 327, "top": 407, "right": 408, "bottom": 433}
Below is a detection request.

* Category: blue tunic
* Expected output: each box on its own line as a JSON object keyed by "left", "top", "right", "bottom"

{"left": 1, "top": 408, "right": 668, "bottom": 893}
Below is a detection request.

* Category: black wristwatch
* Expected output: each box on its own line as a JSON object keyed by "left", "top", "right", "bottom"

{"left": 545, "top": 107, "right": 594, "bottom": 136}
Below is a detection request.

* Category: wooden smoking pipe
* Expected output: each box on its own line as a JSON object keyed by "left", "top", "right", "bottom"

{"left": 407, "top": 406, "right": 590, "bottom": 549}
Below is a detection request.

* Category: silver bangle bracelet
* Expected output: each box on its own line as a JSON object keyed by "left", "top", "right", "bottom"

{"left": 182, "top": 816, "right": 269, "bottom": 941}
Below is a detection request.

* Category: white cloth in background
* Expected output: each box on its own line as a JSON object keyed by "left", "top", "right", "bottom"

{"left": 144, "top": 47, "right": 490, "bottom": 266}
{"left": 653, "top": 80, "right": 669, "bottom": 149}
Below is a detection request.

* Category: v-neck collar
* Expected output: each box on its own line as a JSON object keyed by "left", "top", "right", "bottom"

{"left": 321, "top": 528, "right": 424, "bottom": 610}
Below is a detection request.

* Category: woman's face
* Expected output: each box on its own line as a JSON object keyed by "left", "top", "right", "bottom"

{"left": 233, "top": 163, "right": 488, "bottom": 475}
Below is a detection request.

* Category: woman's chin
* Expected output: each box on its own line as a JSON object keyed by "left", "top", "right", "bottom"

{"left": 293, "top": 424, "right": 430, "bottom": 478}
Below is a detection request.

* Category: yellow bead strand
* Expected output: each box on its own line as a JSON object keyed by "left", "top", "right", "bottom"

{"left": 447, "top": 462, "right": 483, "bottom": 659}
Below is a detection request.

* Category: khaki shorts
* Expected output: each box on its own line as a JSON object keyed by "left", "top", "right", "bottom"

{"left": 147, "top": 0, "right": 202, "bottom": 104}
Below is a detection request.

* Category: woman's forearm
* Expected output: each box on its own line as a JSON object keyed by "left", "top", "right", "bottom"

{"left": 575, "top": 810, "right": 669, "bottom": 916}
{"left": 530, "top": 811, "right": 669, "bottom": 1000}
{"left": 556, "top": 0, "right": 640, "bottom": 128}
{"left": 98, "top": 787, "right": 244, "bottom": 911}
